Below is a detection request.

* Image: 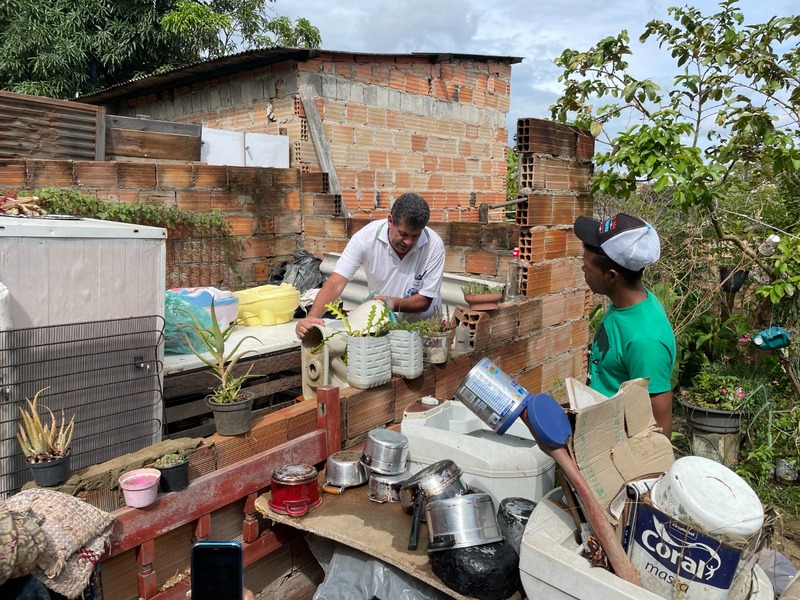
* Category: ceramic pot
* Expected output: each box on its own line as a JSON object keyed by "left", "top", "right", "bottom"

{"left": 156, "top": 459, "right": 190, "bottom": 492}
{"left": 678, "top": 399, "right": 742, "bottom": 434}
{"left": 119, "top": 468, "right": 161, "bottom": 508}
{"left": 463, "top": 292, "right": 503, "bottom": 311}
{"left": 206, "top": 391, "right": 254, "bottom": 436}
{"left": 29, "top": 452, "right": 71, "bottom": 487}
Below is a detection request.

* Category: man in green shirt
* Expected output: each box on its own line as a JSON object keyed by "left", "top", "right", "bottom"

{"left": 574, "top": 213, "right": 676, "bottom": 438}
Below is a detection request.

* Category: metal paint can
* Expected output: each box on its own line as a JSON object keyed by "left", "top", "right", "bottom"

{"left": 454, "top": 357, "right": 530, "bottom": 435}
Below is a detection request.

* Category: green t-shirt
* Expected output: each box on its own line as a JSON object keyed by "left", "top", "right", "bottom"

{"left": 587, "top": 289, "right": 676, "bottom": 397}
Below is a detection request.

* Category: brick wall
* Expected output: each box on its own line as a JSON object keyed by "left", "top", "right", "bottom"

{"left": 0, "top": 158, "right": 310, "bottom": 289}
{"left": 105, "top": 53, "right": 513, "bottom": 222}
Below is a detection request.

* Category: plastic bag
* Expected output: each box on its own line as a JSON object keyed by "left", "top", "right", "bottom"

{"left": 274, "top": 250, "right": 324, "bottom": 294}
{"left": 164, "top": 291, "right": 213, "bottom": 355}
{"left": 307, "top": 534, "right": 450, "bottom": 600}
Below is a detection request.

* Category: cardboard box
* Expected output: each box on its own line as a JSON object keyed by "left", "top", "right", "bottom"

{"left": 621, "top": 485, "right": 764, "bottom": 600}
{"left": 565, "top": 377, "right": 675, "bottom": 520}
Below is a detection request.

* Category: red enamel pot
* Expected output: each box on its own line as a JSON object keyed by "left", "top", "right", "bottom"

{"left": 268, "top": 464, "right": 322, "bottom": 516}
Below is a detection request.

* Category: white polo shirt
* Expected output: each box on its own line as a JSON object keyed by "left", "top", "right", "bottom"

{"left": 333, "top": 219, "right": 445, "bottom": 321}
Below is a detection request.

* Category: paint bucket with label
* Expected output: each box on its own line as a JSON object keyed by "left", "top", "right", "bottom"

{"left": 454, "top": 357, "right": 533, "bottom": 435}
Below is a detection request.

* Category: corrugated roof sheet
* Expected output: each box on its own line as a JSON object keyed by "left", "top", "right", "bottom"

{"left": 76, "top": 47, "right": 523, "bottom": 105}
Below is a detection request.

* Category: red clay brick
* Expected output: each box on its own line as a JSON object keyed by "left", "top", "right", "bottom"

{"left": 465, "top": 250, "right": 498, "bottom": 276}
{"left": 118, "top": 163, "right": 157, "bottom": 188}
{"left": 74, "top": 161, "right": 117, "bottom": 188}
{"left": 0, "top": 160, "right": 26, "bottom": 187}
{"left": 157, "top": 164, "right": 192, "bottom": 189}
{"left": 28, "top": 160, "right": 73, "bottom": 187}
{"left": 176, "top": 190, "right": 211, "bottom": 211}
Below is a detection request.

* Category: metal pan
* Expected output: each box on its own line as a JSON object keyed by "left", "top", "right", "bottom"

{"left": 323, "top": 451, "right": 369, "bottom": 495}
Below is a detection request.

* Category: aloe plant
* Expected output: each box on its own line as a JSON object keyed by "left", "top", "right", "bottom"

{"left": 16, "top": 387, "right": 75, "bottom": 463}
{"left": 178, "top": 300, "right": 260, "bottom": 404}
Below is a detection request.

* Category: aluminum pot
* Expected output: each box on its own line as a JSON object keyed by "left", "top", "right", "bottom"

{"left": 268, "top": 464, "right": 322, "bottom": 516}
{"left": 399, "top": 460, "right": 467, "bottom": 518}
{"left": 367, "top": 469, "right": 410, "bottom": 503}
{"left": 399, "top": 459, "right": 467, "bottom": 551}
{"left": 360, "top": 428, "right": 410, "bottom": 475}
{"left": 425, "top": 493, "right": 504, "bottom": 552}
{"left": 323, "top": 451, "right": 369, "bottom": 494}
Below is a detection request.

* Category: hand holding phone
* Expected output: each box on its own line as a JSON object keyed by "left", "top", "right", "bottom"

{"left": 190, "top": 541, "right": 243, "bottom": 600}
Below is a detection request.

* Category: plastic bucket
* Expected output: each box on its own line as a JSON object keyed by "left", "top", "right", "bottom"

{"left": 454, "top": 357, "right": 530, "bottom": 435}
{"left": 650, "top": 455, "right": 764, "bottom": 542}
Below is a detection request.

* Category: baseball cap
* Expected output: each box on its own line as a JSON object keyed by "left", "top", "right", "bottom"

{"left": 574, "top": 213, "right": 661, "bottom": 271}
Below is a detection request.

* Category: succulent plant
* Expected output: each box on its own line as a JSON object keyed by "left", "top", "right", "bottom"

{"left": 154, "top": 453, "right": 187, "bottom": 468}
{"left": 16, "top": 387, "right": 75, "bottom": 463}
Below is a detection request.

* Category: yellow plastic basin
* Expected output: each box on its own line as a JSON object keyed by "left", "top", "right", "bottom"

{"left": 232, "top": 283, "right": 301, "bottom": 326}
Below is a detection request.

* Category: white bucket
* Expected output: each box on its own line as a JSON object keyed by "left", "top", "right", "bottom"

{"left": 650, "top": 456, "right": 764, "bottom": 542}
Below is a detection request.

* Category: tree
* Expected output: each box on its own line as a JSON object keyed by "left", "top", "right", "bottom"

{"left": 550, "top": 0, "right": 800, "bottom": 276}
{"left": 0, "top": 0, "right": 321, "bottom": 99}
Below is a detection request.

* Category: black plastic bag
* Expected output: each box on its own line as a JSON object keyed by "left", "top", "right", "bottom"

{"left": 279, "top": 250, "right": 324, "bottom": 293}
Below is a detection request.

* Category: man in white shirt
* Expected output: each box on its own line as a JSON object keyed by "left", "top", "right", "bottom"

{"left": 295, "top": 193, "right": 445, "bottom": 340}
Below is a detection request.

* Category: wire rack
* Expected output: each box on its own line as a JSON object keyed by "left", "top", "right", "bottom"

{"left": 0, "top": 315, "right": 164, "bottom": 498}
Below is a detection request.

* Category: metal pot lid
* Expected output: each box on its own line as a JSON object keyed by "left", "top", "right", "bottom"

{"left": 366, "top": 428, "right": 408, "bottom": 450}
{"left": 272, "top": 464, "right": 318, "bottom": 485}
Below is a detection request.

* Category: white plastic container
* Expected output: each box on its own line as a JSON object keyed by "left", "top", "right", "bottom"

{"left": 388, "top": 330, "right": 423, "bottom": 379}
{"left": 346, "top": 335, "right": 392, "bottom": 390}
{"left": 400, "top": 399, "right": 555, "bottom": 508}
{"left": 650, "top": 455, "right": 764, "bottom": 542}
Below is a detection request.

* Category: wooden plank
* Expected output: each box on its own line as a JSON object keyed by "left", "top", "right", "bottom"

{"left": 106, "top": 114, "right": 201, "bottom": 137}
{"left": 298, "top": 84, "right": 346, "bottom": 215}
{"left": 105, "top": 128, "right": 201, "bottom": 161}
{"left": 96, "top": 106, "right": 106, "bottom": 161}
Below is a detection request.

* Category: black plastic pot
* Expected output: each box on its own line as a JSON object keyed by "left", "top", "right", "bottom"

{"left": 678, "top": 399, "right": 743, "bottom": 434}
{"left": 719, "top": 267, "right": 749, "bottom": 293}
{"left": 156, "top": 459, "right": 190, "bottom": 492}
{"left": 29, "top": 452, "right": 71, "bottom": 487}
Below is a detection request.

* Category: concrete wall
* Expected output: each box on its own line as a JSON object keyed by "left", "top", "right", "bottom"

{"left": 105, "top": 53, "right": 513, "bottom": 221}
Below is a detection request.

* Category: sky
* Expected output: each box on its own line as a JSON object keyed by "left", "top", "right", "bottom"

{"left": 277, "top": 0, "right": 797, "bottom": 145}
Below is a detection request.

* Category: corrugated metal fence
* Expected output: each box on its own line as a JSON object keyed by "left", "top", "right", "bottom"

{"left": 0, "top": 90, "right": 106, "bottom": 160}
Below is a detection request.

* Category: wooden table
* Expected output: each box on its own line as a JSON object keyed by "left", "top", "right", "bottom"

{"left": 254, "top": 485, "right": 523, "bottom": 600}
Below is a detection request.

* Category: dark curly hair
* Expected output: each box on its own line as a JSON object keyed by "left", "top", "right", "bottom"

{"left": 391, "top": 193, "right": 430, "bottom": 229}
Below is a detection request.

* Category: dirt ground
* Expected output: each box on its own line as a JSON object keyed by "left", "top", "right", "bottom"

{"left": 773, "top": 513, "right": 800, "bottom": 570}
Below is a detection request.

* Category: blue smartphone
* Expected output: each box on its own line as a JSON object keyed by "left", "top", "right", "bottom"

{"left": 191, "top": 540, "right": 243, "bottom": 600}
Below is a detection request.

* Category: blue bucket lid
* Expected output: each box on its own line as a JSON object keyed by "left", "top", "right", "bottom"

{"left": 525, "top": 393, "right": 571, "bottom": 448}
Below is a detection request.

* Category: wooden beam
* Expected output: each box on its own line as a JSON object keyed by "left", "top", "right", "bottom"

{"left": 298, "top": 84, "right": 347, "bottom": 216}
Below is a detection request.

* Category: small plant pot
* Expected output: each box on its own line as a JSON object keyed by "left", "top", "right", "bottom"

{"left": 156, "top": 459, "right": 190, "bottom": 492}
{"left": 388, "top": 330, "right": 424, "bottom": 379}
{"left": 29, "top": 452, "right": 71, "bottom": 487}
{"left": 206, "top": 391, "right": 254, "bottom": 436}
{"left": 463, "top": 292, "right": 503, "bottom": 311}
{"left": 119, "top": 468, "right": 161, "bottom": 508}
{"left": 346, "top": 334, "right": 393, "bottom": 389}
{"left": 422, "top": 332, "right": 451, "bottom": 364}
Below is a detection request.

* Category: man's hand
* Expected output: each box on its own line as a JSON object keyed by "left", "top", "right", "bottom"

{"left": 295, "top": 316, "right": 326, "bottom": 340}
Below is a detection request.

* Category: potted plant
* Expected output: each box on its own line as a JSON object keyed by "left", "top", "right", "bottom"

{"left": 414, "top": 307, "right": 453, "bottom": 364}
{"left": 16, "top": 387, "right": 76, "bottom": 487}
{"left": 461, "top": 282, "right": 505, "bottom": 311}
{"left": 319, "top": 299, "right": 393, "bottom": 389}
{"left": 385, "top": 320, "right": 424, "bottom": 379}
{"left": 154, "top": 452, "right": 190, "bottom": 492}
{"left": 179, "top": 301, "right": 260, "bottom": 436}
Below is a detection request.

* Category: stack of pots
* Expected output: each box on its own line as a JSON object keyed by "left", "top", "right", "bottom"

{"left": 361, "top": 428, "right": 411, "bottom": 504}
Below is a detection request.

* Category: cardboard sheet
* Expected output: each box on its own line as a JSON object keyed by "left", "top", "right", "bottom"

{"left": 566, "top": 377, "right": 675, "bottom": 517}
{"left": 254, "top": 488, "right": 522, "bottom": 600}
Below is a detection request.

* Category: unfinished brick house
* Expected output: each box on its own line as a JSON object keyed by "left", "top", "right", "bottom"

{"left": 78, "top": 47, "right": 520, "bottom": 222}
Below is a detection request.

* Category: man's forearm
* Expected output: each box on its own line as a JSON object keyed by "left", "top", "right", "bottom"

{"left": 389, "top": 293, "right": 433, "bottom": 314}
{"left": 307, "top": 273, "right": 349, "bottom": 318}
